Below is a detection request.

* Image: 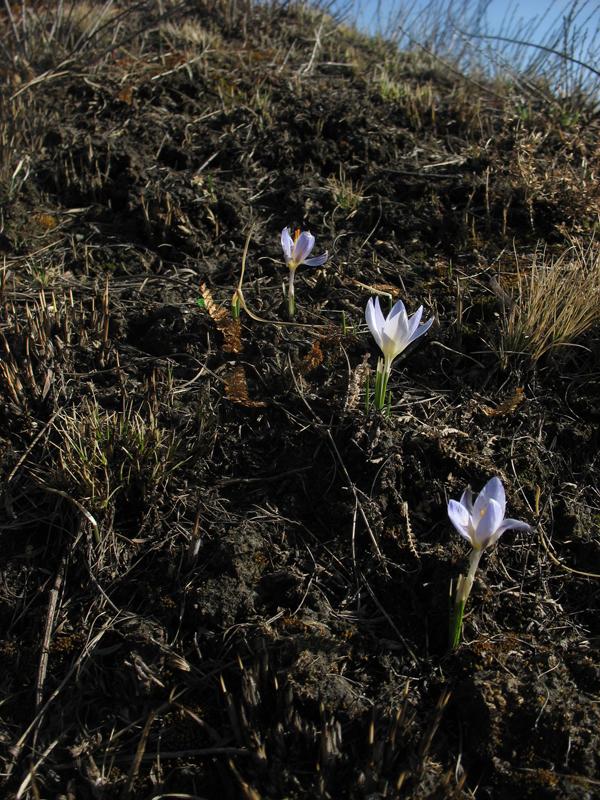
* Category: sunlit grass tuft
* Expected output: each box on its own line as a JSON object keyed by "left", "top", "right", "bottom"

{"left": 328, "top": 166, "right": 365, "bottom": 215}
{"left": 41, "top": 400, "right": 183, "bottom": 526}
{"left": 500, "top": 237, "right": 600, "bottom": 364}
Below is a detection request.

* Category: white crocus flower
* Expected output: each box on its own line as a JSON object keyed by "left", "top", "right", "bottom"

{"left": 448, "top": 476, "right": 531, "bottom": 552}
{"left": 365, "top": 296, "right": 433, "bottom": 410}
{"left": 281, "top": 227, "right": 328, "bottom": 316}
{"left": 447, "top": 477, "right": 531, "bottom": 647}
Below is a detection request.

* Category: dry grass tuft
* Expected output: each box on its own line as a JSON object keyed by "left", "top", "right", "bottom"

{"left": 327, "top": 166, "right": 365, "bottom": 216}
{"left": 500, "top": 237, "right": 600, "bottom": 363}
{"left": 40, "top": 399, "right": 182, "bottom": 525}
{"left": 160, "top": 18, "right": 221, "bottom": 49}
{"left": 373, "top": 67, "right": 438, "bottom": 129}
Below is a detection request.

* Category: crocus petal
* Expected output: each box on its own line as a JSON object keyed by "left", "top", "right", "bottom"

{"left": 293, "top": 231, "right": 315, "bottom": 263}
{"left": 385, "top": 300, "right": 409, "bottom": 336}
{"left": 304, "top": 251, "right": 328, "bottom": 267}
{"left": 381, "top": 329, "right": 406, "bottom": 362}
{"left": 476, "top": 477, "right": 506, "bottom": 519}
{"left": 388, "top": 299, "right": 406, "bottom": 320}
{"left": 448, "top": 499, "right": 473, "bottom": 545}
{"left": 366, "top": 295, "right": 432, "bottom": 366}
{"left": 371, "top": 296, "right": 386, "bottom": 331}
{"left": 474, "top": 498, "right": 504, "bottom": 548}
{"left": 365, "top": 297, "right": 384, "bottom": 350}
{"left": 409, "top": 314, "right": 434, "bottom": 343}
{"left": 281, "top": 227, "right": 293, "bottom": 260}
{"left": 460, "top": 487, "right": 474, "bottom": 514}
{"left": 497, "top": 517, "right": 530, "bottom": 533}
{"left": 490, "top": 518, "right": 531, "bottom": 545}
{"left": 383, "top": 304, "right": 410, "bottom": 353}
{"left": 367, "top": 297, "right": 387, "bottom": 339}
{"left": 406, "top": 305, "right": 423, "bottom": 339}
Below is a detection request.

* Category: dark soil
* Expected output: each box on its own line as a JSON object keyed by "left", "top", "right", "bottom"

{"left": 1, "top": 2, "right": 599, "bottom": 799}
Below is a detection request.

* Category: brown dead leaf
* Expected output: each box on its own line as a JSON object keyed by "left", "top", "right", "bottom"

{"left": 117, "top": 85, "right": 134, "bottom": 104}
{"left": 300, "top": 340, "right": 324, "bottom": 374}
{"left": 347, "top": 278, "right": 402, "bottom": 298}
{"left": 370, "top": 282, "right": 403, "bottom": 297}
{"left": 482, "top": 387, "right": 525, "bottom": 416}
{"left": 33, "top": 213, "right": 58, "bottom": 230}
{"left": 221, "top": 318, "right": 242, "bottom": 354}
{"left": 224, "top": 365, "right": 266, "bottom": 408}
{"left": 200, "top": 283, "right": 227, "bottom": 323}
{"left": 200, "top": 282, "right": 242, "bottom": 353}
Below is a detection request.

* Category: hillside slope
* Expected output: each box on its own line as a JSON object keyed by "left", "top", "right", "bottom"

{"left": 1, "top": 2, "right": 599, "bottom": 798}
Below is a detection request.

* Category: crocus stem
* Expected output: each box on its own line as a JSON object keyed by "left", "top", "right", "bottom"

{"left": 450, "top": 547, "right": 483, "bottom": 649}
{"left": 374, "top": 368, "right": 381, "bottom": 409}
{"left": 374, "top": 357, "right": 391, "bottom": 410}
{"left": 287, "top": 269, "right": 296, "bottom": 317}
{"left": 231, "top": 290, "right": 241, "bottom": 320}
{"left": 450, "top": 594, "right": 466, "bottom": 650}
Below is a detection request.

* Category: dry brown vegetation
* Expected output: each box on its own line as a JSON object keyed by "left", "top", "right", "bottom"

{"left": 0, "top": 1, "right": 599, "bottom": 798}
{"left": 500, "top": 237, "right": 600, "bottom": 363}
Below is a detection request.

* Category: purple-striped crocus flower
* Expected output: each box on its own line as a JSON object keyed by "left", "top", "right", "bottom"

{"left": 281, "top": 227, "right": 328, "bottom": 316}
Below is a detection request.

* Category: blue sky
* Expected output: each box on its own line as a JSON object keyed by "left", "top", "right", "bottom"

{"left": 333, "top": 0, "right": 600, "bottom": 89}
{"left": 340, "top": 0, "right": 599, "bottom": 51}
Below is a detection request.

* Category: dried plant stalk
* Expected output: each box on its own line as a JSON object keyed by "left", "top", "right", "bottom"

{"left": 345, "top": 353, "right": 370, "bottom": 413}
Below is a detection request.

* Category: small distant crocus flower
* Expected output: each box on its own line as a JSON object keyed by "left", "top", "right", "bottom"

{"left": 365, "top": 296, "right": 433, "bottom": 410}
{"left": 281, "top": 227, "right": 328, "bottom": 316}
{"left": 447, "top": 477, "right": 531, "bottom": 648}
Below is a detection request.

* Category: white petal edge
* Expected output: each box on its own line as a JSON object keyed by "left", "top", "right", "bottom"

{"left": 304, "top": 252, "right": 328, "bottom": 267}
{"left": 460, "top": 487, "right": 474, "bottom": 514}
{"left": 406, "top": 305, "right": 423, "bottom": 339}
{"left": 372, "top": 296, "right": 386, "bottom": 330}
{"left": 494, "top": 518, "right": 531, "bottom": 536}
{"left": 410, "top": 314, "right": 434, "bottom": 343}
{"left": 487, "top": 518, "right": 531, "bottom": 548}
{"left": 365, "top": 298, "right": 384, "bottom": 350}
{"left": 388, "top": 299, "right": 406, "bottom": 320}
{"left": 281, "top": 227, "right": 293, "bottom": 260}
{"left": 448, "top": 499, "right": 473, "bottom": 544}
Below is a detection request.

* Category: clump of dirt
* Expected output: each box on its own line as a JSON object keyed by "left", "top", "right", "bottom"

{"left": 0, "top": 2, "right": 599, "bottom": 798}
